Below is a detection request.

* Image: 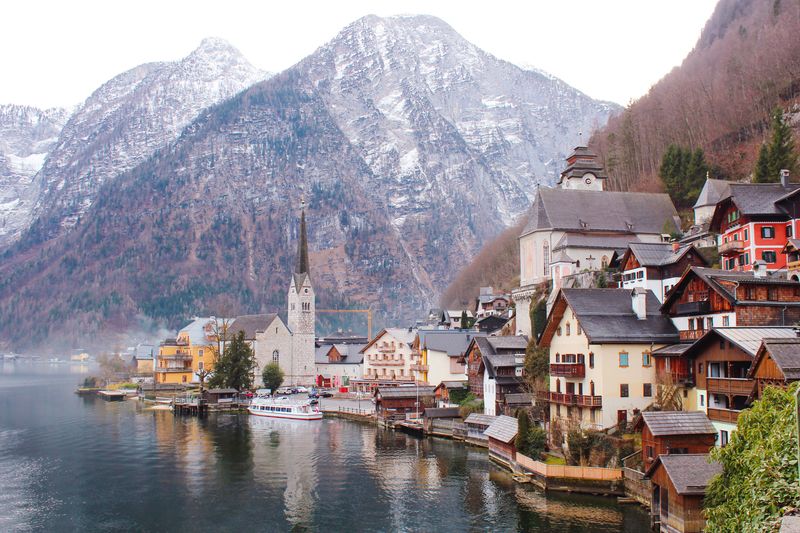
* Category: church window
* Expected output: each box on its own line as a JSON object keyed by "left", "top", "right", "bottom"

{"left": 291, "top": 303, "right": 296, "bottom": 311}
{"left": 273, "top": 350, "right": 279, "bottom": 362}
{"left": 543, "top": 242, "right": 550, "bottom": 276}
{"left": 601, "top": 256, "right": 609, "bottom": 268}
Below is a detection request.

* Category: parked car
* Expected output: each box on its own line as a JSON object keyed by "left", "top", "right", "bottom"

{"left": 309, "top": 398, "right": 319, "bottom": 405}
{"left": 294, "top": 386, "right": 308, "bottom": 393}
{"left": 275, "top": 387, "right": 292, "bottom": 395}
{"left": 319, "top": 390, "right": 333, "bottom": 398}
{"left": 308, "top": 391, "right": 320, "bottom": 399}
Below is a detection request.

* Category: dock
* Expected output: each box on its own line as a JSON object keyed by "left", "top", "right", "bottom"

{"left": 97, "top": 390, "right": 127, "bottom": 401}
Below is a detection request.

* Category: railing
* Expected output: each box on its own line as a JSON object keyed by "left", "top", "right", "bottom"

{"left": 679, "top": 329, "right": 705, "bottom": 341}
{"left": 156, "top": 367, "right": 192, "bottom": 373}
{"left": 707, "top": 407, "right": 740, "bottom": 423}
{"left": 377, "top": 346, "right": 396, "bottom": 353}
{"left": 788, "top": 259, "right": 800, "bottom": 271}
{"left": 657, "top": 370, "right": 694, "bottom": 385}
{"left": 516, "top": 453, "right": 622, "bottom": 480}
{"left": 409, "top": 364, "right": 429, "bottom": 372}
{"left": 550, "top": 363, "right": 585, "bottom": 378}
{"left": 676, "top": 300, "right": 710, "bottom": 315}
{"left": 707, "top": 377, "right": 754, "bottom": 396}
{"left": 548, "top": 392, "right": 602, "bottom": 407}
{"left": 159, "top": 353, "right": 193, "bottom": 360}
{"left": 719, "top": 240, "right": 744, "bottom": 256}
{"left": 371, "top": 359, "right": 404, "bottom": 366}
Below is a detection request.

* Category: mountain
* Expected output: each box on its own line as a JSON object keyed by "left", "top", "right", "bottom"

{"left": 590, "top": 0, "right": 800, "bottom": 193}
{"left": 0, "top": 15, "right": 618, "bottom": 351}
{"left": 17, "top": 37, "right": 268, "bottom": 245}
{"left": 0, "top": 104, "right": 70, "bottom": 246}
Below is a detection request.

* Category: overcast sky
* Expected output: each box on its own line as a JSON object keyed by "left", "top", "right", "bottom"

{"left": 3, "top": 0, "right": 718, "bottom": 109}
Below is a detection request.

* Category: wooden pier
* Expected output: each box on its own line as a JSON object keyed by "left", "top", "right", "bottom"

{"left": 97, "top": 390, "right": 127, "bottom": 401}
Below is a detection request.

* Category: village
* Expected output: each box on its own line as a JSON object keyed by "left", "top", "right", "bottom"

{"left": 86, "top": 146, "right": 800, "bottom": 533}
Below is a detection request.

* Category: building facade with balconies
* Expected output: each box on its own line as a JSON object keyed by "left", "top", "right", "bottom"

{"left": 617, "top": 242, "right": 708, "bottom": 303}
{"left": 357, "top": 328, "right": 418, "bottom": 389}
{"left": 540, "top": 288, "right": 679, "bottom": 432}
{"left": 156, "top": 317, "right": 218, "bottom": 384}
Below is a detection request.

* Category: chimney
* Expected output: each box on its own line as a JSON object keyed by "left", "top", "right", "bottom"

{"left": 753, "top": 260, "right": 767, "bottom": 278}
{"left": 631, "top": 288, "right": 647, "bottom": 320}
{"left": 781, "top": 169, "right": 790, "bottom": 188}
{"left": 671, "top": 240, "right": 680, "bottom": 253}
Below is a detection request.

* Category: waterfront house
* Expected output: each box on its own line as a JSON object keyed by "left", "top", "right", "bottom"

{"left": 358, "top": 328, "right": 418, "bottom": 389}
{"left": 666, "top": 327, "right": 796, "bottom": 444}
{"left": 502, "top": 392, "right": 534, "bottom": 416}
{"left": 481, "top": 352, "right": 526, "bottom": 416}
{"left": 155, "top": 317, "right": 220, "bottom": 384}
{"left": 484, "top": 415, "right": 518, "bottom": 467}
{"left": 513, "top": 146, "right": 680, "bottom": 337}
{"left": 203, "top": 388, "right": 238, "bottom": 404}
{"left": 131, "top": 344, "right": 155, "bottom": 373}
{"left": 462, "top": 335, "right": 528, "bottom": 400}
{"left": 422, "top": 407, "right": 462, "bottom": 435}
{"left": 464, "top": 413, "right": 496, "bottom": 447}
{"left": 314, "top": 343, "right": 364, "bottom": 389}
{"left": 433, "top": 380, "right": 468, "bottom": 407}
{"left": 749, "top": 337, "right": 800, "bottom": 399}
{"left": 618, "top": 242, "right": 708, "bottom": 303}
{"left": 414, "top": 330, "right": 484, "bottom": 386}
{"left": 645, "top": 454, "right": 722, "bottom": 533}
{"left": 638, "top": 411, "right": 716, "bottom": 474}
{"left": 373, "top": 386, "right": 435, "bottom": 419}
{"left": 709, "top": 171, "right": 800, "bottom": 273}
{"left": 540, "top": 288, "right": 679, "bottom": 432}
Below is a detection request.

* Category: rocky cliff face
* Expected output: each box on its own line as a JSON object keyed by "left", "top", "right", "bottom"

{"left": 0, "top": 16, "right": 618, "bottom": 351}
{"left": 22, "top": 37, "right": 267, "bottom": 243}
{"left": 0, "top": 105, "right": 69, "bottom": 246}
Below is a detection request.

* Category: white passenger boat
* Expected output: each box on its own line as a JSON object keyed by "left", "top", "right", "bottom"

{"left": 247, "top": 395, "right": 322, "bottom": 420}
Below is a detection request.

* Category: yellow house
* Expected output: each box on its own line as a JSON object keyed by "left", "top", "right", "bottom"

{"left": 155, "top": 317, "right": 218, "bottom": 384}
{"left": 540, "top": 288, "right": 680, "bottom": 431}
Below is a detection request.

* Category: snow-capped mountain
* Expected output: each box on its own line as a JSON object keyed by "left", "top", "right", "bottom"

{"left": 0, "top": 105, "right": 70, "bottom": 246}
{"left": 23, "top": 37, "right": 268, "bottom": 243}
{"left": 0, "top": 16, "right": 619, "bottom": 350}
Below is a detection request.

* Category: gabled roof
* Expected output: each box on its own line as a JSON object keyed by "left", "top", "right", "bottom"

{"left": 360, "top": 327, "right": 417, "bottom": 353}
{"left": 484, "top": 415, "right": 518, "bottom": 443}
{"left": 423, "top": 407, "right": 461, "bottom": 418}
{"left": 709, "top": 182, "right": 800, "bottom": 231}
{"left": 503, "top": 393, "right": 533, "bottom": 405}
{"left": 750, "top": 337, "right": 800, "bottom": 381}
{"left": 646, "top": 454, "right": 722, "bottom": 495}
{"left": 621, "top": 242, "right": 707, "bottom": 269}
{"left": 230, "top": 314, "right": 278, "bottom": 340}
{"left": 483, "top": 354, "right": 524, "bottom": 379}
{"left": 436, "top": 380, "right": 468, "bottom": 390}
{"left": 521, "top": 188, "right": 679, "bottom": 237}
{"left": 553, "top": 233, "right": 642, "bottom": 252}
{"left": 421, "top": 330, "right": 484, "bottom": 356}
{"left": 684, "top": 327, "right": 798, "bottom": 359}
{"left": 651, "top": 343, "right": 693, "bottom": 357}
{"left": 693, "top": 178, "right": 731, "bottom": 209}
{"left": 374, "top": 386, "right": 436, "bottom": 399}
{"left": 178, "top": 317, "right": 217, "bottom": 346}
{"left": 474, "top": 315, "right": 509, "bottom": 333}
{"left": 464, "top": 413, "right": 497, "bottom": 426}
{"left": 640, "top": 411, "right": 716, "bottom": 437}
{"left": 315, "top": 343, "right": 365, "bottom": 365}
{"left": 540, "top": 289, "right": 679, "bottom": 346}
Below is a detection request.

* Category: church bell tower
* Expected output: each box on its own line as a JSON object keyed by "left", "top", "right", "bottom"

{"left": 287, "top": 201, "right": 316, "bottom": 385}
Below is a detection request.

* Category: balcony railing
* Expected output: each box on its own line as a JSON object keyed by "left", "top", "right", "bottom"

{"left": 707, "top": 407, "right": 740, "bottom": 423}
{"left": 679, "top": 329, "right": 706, "bottom": 341}
{"left": 377, "top": 346, "right": 396, "bottom": 353}
{"left": 788, "top": 259, "right": 800, "bottom": 271}
{"left": 657, "top": 370, "right": 694, "bottom": 386}
{"left": 707, "top": 377, "right": 754, "bottom": 396}
{"left": 548, "top": 392, "right": 602, "bottom": 407}
{"left": 159, "top": 353, "right": 193, "bottom": 360}
{"left": 371, "top": 359, "right": 404, "bottom": 366}
{"left": 156, "top": 367, "right": 193, "bottom": 373}
{"left": 409, "top": 364, "right": 428, "bottom": 372}
{"left": 550, "top": 363, "right": 585, "bottom": 378}
{"left": 719, "top": 240, "right": 744, "bottom": 256}
{"left": 675, "top": 300, "right": 710, "bottom": 315}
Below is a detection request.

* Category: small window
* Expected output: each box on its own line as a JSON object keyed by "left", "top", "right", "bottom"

{"left": 719, "top": 340, "right": 725, "bottom": 350}
{"left": 642, "top": 352, "right": 651, "bottom": 367}
{"left": 720, "top": 430, "right": 729, "bottom": 447}
{"left": 769, "top": 288, "right": 778, "bottom": 301}
{"left": 761, "top": 226, "right": 775, "bottom": 239}
{"left": 620, "top": 384, "right": 629, "bottom": 398}
{"left": 643, "top": 383, "right": 652, "bottom": 397}
{"left": 555, "top": 353, "right": 561, "bottom": 363}
{"left": 706, "top": 317, "right": 713, "bottom": 330}
{"left": 762, "top": 251, "right": 777, "bottom": 264}
{"left": 272, "top": 350, "right": 279, "bottom": 362}
{"left": 699, "top": 362, "right": 704, "bottom": 375}
{"left": 589, "top": 353, "right": 595, "bottom": 369}
{"left": 646, "top": 445, "right": 654, "bottom": 459}
{"left": 198, "top": 349, "right": 204, "bottom": 357}
{"left": 577, "top": 323, "right": 582, "bottom": 335}
{"left": 743, "top": 229, "right": 748, "bottom": 241}
{"left": 556, "top": 327, "right": 562, "bottom": 336}
{"left": 700, "top": 394, "right": 705, "bottom": 407}
{"left": 198, "top": 361, "right": 204, "bottom": 371}
{"left": 619, "top": 352, "right": 629, "bottom": 367}
{"left": 566, "top": 323, "right": 571, "bottom": 336}
{"left": 688, "top": 318, "right": 695, "bottom": 330}
{"left": 722, "top": 316, "right": 730, "bottom": 326}
{"left": 788, "top": 225, "right": 794, "bottom": 238}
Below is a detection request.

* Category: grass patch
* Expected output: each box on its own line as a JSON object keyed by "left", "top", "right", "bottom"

{"left": 544, "top": 454, "right": 566, "bottom": 465}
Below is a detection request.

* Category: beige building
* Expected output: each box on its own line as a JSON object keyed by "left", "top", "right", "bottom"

{"left": 228, "top": 313, "right": 294, "bottom": 384}
{"left": 415, "top": 330, "right": 484, "bottom": 386}
{"left": 539, "top": 288, "right": 679, "bottom": 431}
{"left": 360, "top": 328, "right": 418, "bottom": 383}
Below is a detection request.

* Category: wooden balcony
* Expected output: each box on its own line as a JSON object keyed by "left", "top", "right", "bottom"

{"left": 409, "top": 364, "right": 428, "bottom": 372}
{"left": 157, "top": 367, "right": 192, "bottom": 373}
{"left": 371, "top": 359, "right": 404, "bottom": 366}
{"left": 788, "top": 259, "right": 800, "bottom": 272}
{"left": 707, "top": 377, "right": 754, "bottom": 396}
{"left": 679, "top": 329, "right": 706, "bottom": 341}
{"left": 159, "top": 353, "right": 193, "bottom": 360}
{"left": 550, "top": 363, "right": 585, "bottom": 378}
{"left": 719, "top": 240, "right": 744, "bottom": 256}
{"left": 675, "top": 300, "right": 710, "bottom": 315}
{"left": 707, "top": 407, "right": 740, "bottom": 423}
{"left": 548, "top": 392, "right": 602, "bottom": 407}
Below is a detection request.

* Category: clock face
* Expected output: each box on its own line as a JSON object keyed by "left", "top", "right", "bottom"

{"left": 584, "top": 177, "right": 592, "bottom": 185}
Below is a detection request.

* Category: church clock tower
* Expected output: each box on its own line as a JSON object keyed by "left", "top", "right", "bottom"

{"left": 287, "top": 203, "right": 316, "bottom": 386}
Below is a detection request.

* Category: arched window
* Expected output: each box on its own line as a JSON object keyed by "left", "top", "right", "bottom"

{"left": 566, "top": 323, "right": 571, "bottom": 336}
{"left": 543, "top": 242, "right": 550, "bottom": 276}
{"left": 601, "top": 255, "right": 609, "bottom": 269}
{"left": 272, "top": 350, "right": 279, "bottom": 362}
{"left": 556, "top": 379, "right": 561, "bottom": 393}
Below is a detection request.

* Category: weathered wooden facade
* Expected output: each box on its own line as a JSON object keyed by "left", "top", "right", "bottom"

{"left": 749, "top": 337, "right": 800, "bottom": 399}
{"left": 484, "top": 415, "right": 518, "bottom": 467}
{"left": 373, "top": 386, "right": 435, "bottom": 419}
{"left": 638, "top": 411, "right": 716, "bottom": 473}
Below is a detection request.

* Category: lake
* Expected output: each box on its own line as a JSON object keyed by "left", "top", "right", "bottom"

{"left": 0, "top": 362, "right": 649, "bottom": 532}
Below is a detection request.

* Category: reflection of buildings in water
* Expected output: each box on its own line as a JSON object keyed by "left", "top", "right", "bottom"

{"left": 512, "top": 485, "right": 622, "bottom": 527}
{"left": 68, "top": 364, "right": 90, "bottom": 374}
{"left": 248, "top": 416, "right": 321, "bottom": 528}
{"left": 151, "top": 410, "right": 215, "bottom": 497}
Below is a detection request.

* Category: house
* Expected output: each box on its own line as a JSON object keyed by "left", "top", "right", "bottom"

{"left": 513, "top": 146, "right": 680, "bottom": 337}
{"left": 415, "top": 330, "right": 484, "bottom": 385}
{"left": 638, "top": 411, "right": 717, "bottom": 474}
{"left": 433, "top": 380, "right": 469, "bottom": 407}
{"left": 502, "top": 392, "right": 534, "bottom": 416}
{"left": 202, "top": 388, "right": 238, "bottom": 404}
{"left": 645, "top": 454, "right": 722, "bottom": 533}
{"left": 474, "top": 314, "right": 509, "bottom": 334}
{"left": 422, "top": 407, "right": 462, "bottom": 434}
{"left": 373, "top": 386, "right": 435, "bottom": 419}
{"left": 782, "top": 239, "right": 800, "bottom": 281}
{"left": 540, "top": 288, "right": 679, "bottom": 431}
{"left": 356, "top": 328, "right": 418, "bottom": 390}
{"left": 709, "top": 171, "right": 800, "bottom": 272}
{"left": 131, "top": 344, "right": 154, "bottom": 373}
{"left": 481, "top": 353, "right": 526, "bottom": 416}
{"left": 464, "top": 413, "right": 496, "bottom": 447}
{"left": 155, "top": 317, "right": 219, "bottom": 384}
{"left": 314, "top": 343, "right": 364, "bottom": 388}
{"left": 484, "top": 414, "right": 518, "bottom": 467}
{"left": 462, "top": 335, "right": 528, "bottom": 402}
{"left": 749, "top": 337, "right": 800, "bottom": 399}
{"left": 660, "top": 266, "right": 800, "bottom": 342}
{"left": 662, "top": 327, "right": 796, "bottom": 445}
{"left": 680, "top": 178, "right": 732, "bottom": 248}
{"left": 475, "top": 287, "right": 511, "bottom": 318}
{"left": 618, "top": 242, "right": 709, "bottom": 303}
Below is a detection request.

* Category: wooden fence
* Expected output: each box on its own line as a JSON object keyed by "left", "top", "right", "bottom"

{"left": 516, "top": 453, "right": 623, "bottom": 481}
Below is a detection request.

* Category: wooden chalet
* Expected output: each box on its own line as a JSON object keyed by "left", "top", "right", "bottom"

{"left": 461, "top": 336, "right": 528, "bottom": 399}
{"left": 618, "top": 242, "right": 709, "bottom": 303}
{"left": 433, "top": 380, "right": 468, "bottom": 407}
{"left": 749, "top": 337, "right": 800, "bottom": 399}
{"left": 484, "top": 414, "right": 518, "bottom": 467}
{"left": 463, "top": 413, "right": 496, "bottom": 447}
{"left": 373, "top": 386, "right": 435, "bottom": 419}
{"left": 202, "top": 388, "right": 238, "bottom": 404}
{"left": 480, "top": 353, "right": 526, "bottom": 416}
{"left": 637, "top": 411, "right": 716, "bottom": 474}
{"left": 661, "top": 266, "right": 800, "bottom": 342}
{"left": 645, "top": 454, "right": 721, "bottom": 533}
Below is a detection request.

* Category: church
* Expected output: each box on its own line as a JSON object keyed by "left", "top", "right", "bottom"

{"left": 242, "top": 204, "right": 316, "bottom": 386}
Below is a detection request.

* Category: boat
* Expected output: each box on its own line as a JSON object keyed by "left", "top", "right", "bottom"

{"left": 247, "top": 395, "right": 322, "bottom": 420}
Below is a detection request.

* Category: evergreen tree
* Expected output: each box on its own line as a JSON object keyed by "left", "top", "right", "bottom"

{"left": 460, "top": 310, "right": 469, "bottom": 329}
{"left": 515, "top": 410, "right": 530, "bottom": 453}
{"left": 754, "top": 143, "right": 771, "bottom": 182}
{"left": 659, "top": 144, "right": 709, "bottom": 208}
{"left": 208, "top": 330, "right": 256, "bottom": 391}
{"left": 766, "top": 108, "right": 797, "bottom": 180}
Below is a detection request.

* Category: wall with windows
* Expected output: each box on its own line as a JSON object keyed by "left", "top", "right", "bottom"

{"left": 720, "top": 219, "right": 793, "bottom": 271}
{"left": 254, "top": 316, "right": 294, "bottom": 384}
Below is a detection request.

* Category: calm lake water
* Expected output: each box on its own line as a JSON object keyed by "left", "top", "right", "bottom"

{"left": 0, "top": 363, "right": 650, "bottom": 532}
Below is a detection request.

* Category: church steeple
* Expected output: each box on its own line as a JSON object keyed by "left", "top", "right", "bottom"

{"left": 295, "top": 202, "right": 309, "bottom": 275}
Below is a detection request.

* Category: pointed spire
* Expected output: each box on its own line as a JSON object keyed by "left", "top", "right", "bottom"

{"left": 295, "top": 200, "right": 309, "bottom": 275}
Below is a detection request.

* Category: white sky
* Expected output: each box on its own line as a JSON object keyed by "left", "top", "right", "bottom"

{"left": 2, "top": 0, "right": 718, "bottom": 109}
